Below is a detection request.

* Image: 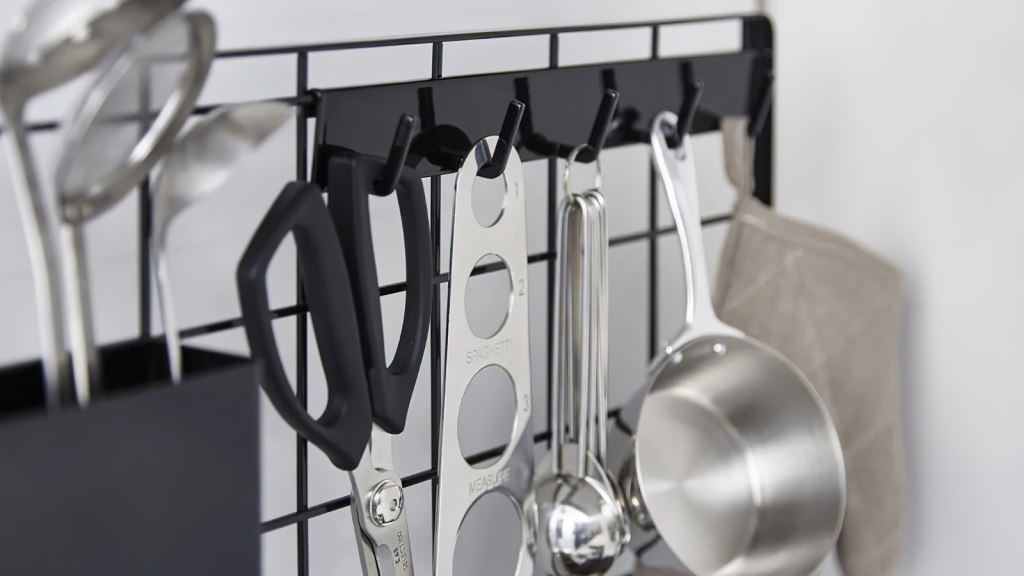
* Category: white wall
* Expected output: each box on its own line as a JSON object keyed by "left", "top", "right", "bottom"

{"left": 0, "top": 2, "right": 758, "bottom": 576}
{"left": 765, "top": 1, "right": 1024, "bottom": 575}
{"left": 18, "top": 1, "right": 1019, "bottom": 576}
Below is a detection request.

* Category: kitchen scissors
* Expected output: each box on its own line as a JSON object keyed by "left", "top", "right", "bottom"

{"left": 237, "top": 136, "right": 431, "bottom": 576}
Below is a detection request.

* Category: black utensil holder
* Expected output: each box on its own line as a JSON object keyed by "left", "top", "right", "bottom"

{"left": 0, "top": 341, "right": 260, "bottom": 576}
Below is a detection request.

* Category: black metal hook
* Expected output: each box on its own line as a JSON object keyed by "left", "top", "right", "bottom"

{"left": 667, "top": 81, "right": 704, "bottom": 148}
{"left": 373, "top": 114, "right": 419, "bottom": 196}
{"left": 516, "top": 86, "right": 619, "bottom": 163}
{"left": 748, "top": 70, "right": 774, "bottom": 138}
{"left": 576, "top": 88, "right": 620, "bottom": 162}
{"left": 477, "top": 100, "right": 525, "bottom": 179}
{"left": 665, "top": 62, "right": 704, "bottom": 148}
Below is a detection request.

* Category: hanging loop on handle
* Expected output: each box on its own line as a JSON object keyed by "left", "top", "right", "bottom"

{"left": 563, "top": 144, "right": 603, "bottom": 201}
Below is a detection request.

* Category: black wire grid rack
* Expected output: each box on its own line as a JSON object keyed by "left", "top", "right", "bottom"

{"left": 7, "top": 14, "right": 773, "bottom": 575}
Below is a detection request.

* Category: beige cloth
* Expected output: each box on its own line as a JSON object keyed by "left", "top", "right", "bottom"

{"left": 713, "top": 117, "right": 907, "bottom": 576}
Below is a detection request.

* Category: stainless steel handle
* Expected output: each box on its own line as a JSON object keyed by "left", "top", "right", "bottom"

{"left": 650, "top": 111, "right": 718, "bottom": 342}
{"left": 62, "top": 223, "right": 99, "bottom": 404}
{"left": 1, "top": 113, "right": 71, "bottom": 408}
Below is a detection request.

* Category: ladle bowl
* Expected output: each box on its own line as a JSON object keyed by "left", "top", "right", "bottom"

{"left": 152, "top": 101, "right": 291, "bottom": 382}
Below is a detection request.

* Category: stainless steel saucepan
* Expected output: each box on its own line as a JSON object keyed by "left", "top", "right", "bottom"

{"left": 619, "top": 111, "right": 846, "bottom": 576}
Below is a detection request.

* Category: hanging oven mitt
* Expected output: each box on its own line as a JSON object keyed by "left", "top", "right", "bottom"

{"left": 713, "top": 117, "right": 907, "bottom": 576}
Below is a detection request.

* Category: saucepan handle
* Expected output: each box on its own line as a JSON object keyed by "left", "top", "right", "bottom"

{"left": 650, "top": 111, "right": 717, "bottom": 336}
{"left": 237, "top": 181, "right": 372, "bottom": 471}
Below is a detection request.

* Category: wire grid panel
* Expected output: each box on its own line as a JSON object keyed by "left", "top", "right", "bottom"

{"left": 0, "top": 16, "right": 770, "bottom": 576}
{"left": 198, "top": 19, "right": 769, "bottom": 576}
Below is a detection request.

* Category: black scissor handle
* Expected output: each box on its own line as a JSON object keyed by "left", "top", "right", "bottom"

{"left": 327, "top": 152, "right": 432, "bottom": 434}
{"left": 237, "top": 181, "right": 372, "bottom": 471}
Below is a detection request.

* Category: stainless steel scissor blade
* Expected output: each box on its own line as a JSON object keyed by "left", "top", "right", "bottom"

{"left": 349, "top": 425, "right": 414, "bottom": 576}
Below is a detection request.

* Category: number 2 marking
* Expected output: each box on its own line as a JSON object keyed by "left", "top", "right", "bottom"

{"left": 518, "top": 279, "right": 525, "bottom": 295}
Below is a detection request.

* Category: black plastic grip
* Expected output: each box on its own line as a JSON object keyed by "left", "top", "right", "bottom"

{"left": 326, "top": 153, "right": 432, "bottom": 434}
{"left": 237, "top": 181, "right": 371, "bottom": 471}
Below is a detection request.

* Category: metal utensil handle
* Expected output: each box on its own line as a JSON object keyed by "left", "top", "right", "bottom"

{"left": 551, "top": 200, "right": 574, "bottom": 474}
{"left": 555, "top": 143, "right": 612, "bottom": 477}
{"left": 1, "top": 119, "right": 70, "bottom": 408}
{"left": 575, "top": 195, "right": 593, "bottom": 479}
{"left": 327, "top": 152, "right": 432, "bottom": 434}
{"left": 553, "top": 190, "right": 612, "bottom": 477}
{"left": 584, "top": 190, "right": 609, "bottom": 468}
{"left": 152, "top": 239, "right": 183, "bottom": 383}
{"left": 237, "top": 181, "right": 372, "bottom": 471}
{"left": 650, "top": 111, "right": 716, "bottom": 332}
{"left": 555, "top": 194, "right": 591, "bottom": 478}
{"left": 584, "top": 194, "right": 599, "bottom": 476}
{"left": 62, "top": 223, "right": 99, "bottom": 404}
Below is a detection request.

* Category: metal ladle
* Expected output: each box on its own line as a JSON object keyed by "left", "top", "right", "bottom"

{"left": 0, "top": 0, "right": 185, "bottom": 408}
{"left": 151, "top": 101, "right": 290, "bottom": 383}
{"left": 530, "top": 146, "right": 629, "bottom": 576}
{"left": 54, "top": 9, "right": 214, "bottom": 403}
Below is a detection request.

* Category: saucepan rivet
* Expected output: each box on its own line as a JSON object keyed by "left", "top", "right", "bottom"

{"left": 713, "top": 343, "right": 727, "bottom": 355}
{"left": 672, "top": 352, "right": 684, "bottom": 365}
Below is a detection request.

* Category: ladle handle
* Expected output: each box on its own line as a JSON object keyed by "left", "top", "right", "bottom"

{"left": 650, "top": 111, "right": 716, "bottom": 337}
{"left": 3, "top": 119, "right": 71, "bottom": 408}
